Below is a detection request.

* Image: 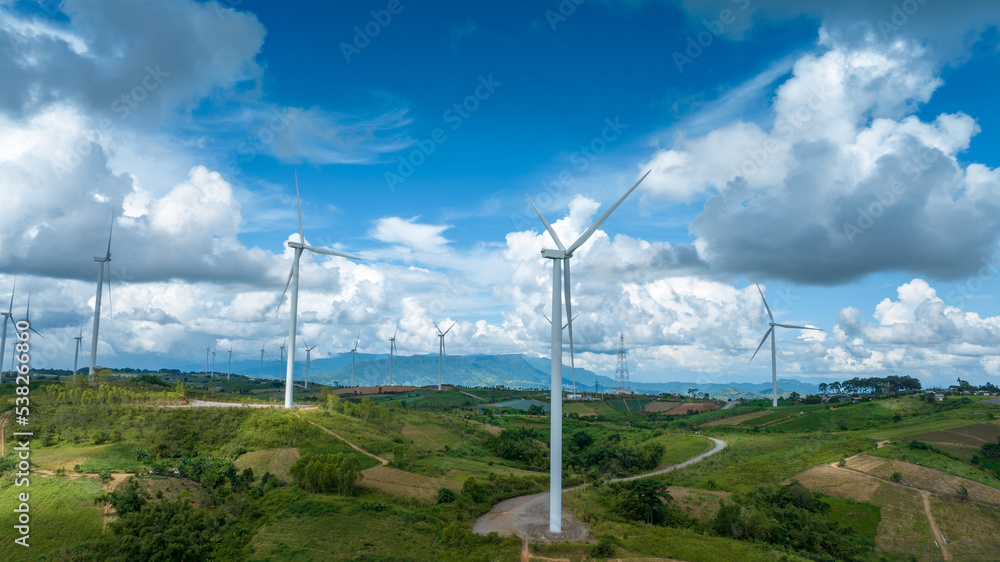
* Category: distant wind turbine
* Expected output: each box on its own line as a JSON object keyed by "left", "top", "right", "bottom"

{"left": 350, "top": 332, "right": 360, "bottom": 387}
{"left": 205, "top": 346, "right": 210, "bottom": 377}
{"left": 89, "top": 209, "right": 115, "bottom": 376}
{"left": 227, "top": 345, "right": 232, "bottom": 380}
{"left": 750, "top": 283, "right": 822, "bottom": 407}
{"left": 259, "top": 340, "right": 266, "bottom": 379}
{"left": 73, "top": 326, "right": 84, "bottom": 377}
{"left": 0, "top": 277, "right": 15, "bottom": 385}
{"left": 278, "top": 340, "right": 286, "bottom": 381}
{"left": 303, "top": 340, "right": 317, "bottom": 389}
{"left": 388, "top": 326, "right": 398, "bottom": 386}
{"left": 276, "top": 172, "right": 361, "bottom": 409}
{"left": 433, "top": 321, "right": 456, "bottom": 391}
{"left": 211, "top": 346, "right": 216, "bottom": 379}
{"left": 526, "top": 169, "right": 650, "bottom": 533}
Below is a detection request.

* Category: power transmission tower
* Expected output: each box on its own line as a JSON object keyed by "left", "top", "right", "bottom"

{"left": 614, "top": 332, "right": 631, "bottom": 394}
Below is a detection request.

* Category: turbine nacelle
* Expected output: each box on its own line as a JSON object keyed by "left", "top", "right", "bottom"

{"left": 540, "top": 249, "right": 568, "bottom": 260}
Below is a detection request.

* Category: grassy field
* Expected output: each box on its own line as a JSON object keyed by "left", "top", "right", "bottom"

{"left": 702, "top": 410, "right": 771, "bottom": 426}
{"left": 411, "top": 454, "right": 546, "bottom": 483}
{"left": 563, "top": 401, "right": 624, "bottom": 417}
{"left": 641, "top": 433, "right": 714, "bottom": 466}
{"left": 605, "top": 398, "right": 651, "bottom": 413}
{"left": 0, "top": 475, "right": 104, "bottom": 559}
{"left": 824, "top": 496, "right": 881, "bottom": 541}
{"left": 866, "top": 443, "right": 1000, "bottom": 490}
{"left": 248, "top": 490, "right": 521, "bottom": 561}
{"left": 671, "top": 432, "right": 876, "bottom": 492}
{"left": 402, "top": 421, "right": 466, "bottom": 451}
{"left": 235, "top": 447, "right": 301, "bottom": 481}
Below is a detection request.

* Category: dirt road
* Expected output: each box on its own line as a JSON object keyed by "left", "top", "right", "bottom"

{"left": 473, "top": 437, "right": 727, "bottom": 542}
{"left": 919, "top": 490, "right": 951, "bottom": 561}
{"left": 299, "top": 415, "right": 388, "bottom": 465}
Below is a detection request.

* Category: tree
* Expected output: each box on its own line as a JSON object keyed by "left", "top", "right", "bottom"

{"left": 688, "top": 388, "right": 699, "bottom": 397}
{"left": 289, "top": 452, "right": 363, "bottom": 495}
{"left": 818, "top": 383, "right": 828, "bottom": 394}
{"left": 829, "top": 381, "right": 842, "bottom": 394}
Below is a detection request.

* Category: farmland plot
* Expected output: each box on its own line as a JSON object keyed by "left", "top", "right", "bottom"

{"left": 359, "top": 465, "right": 460, "bottom": 502}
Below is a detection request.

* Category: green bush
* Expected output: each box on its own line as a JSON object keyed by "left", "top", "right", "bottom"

{"left": 289, "top": 452, "right": 363, "bottom": 495}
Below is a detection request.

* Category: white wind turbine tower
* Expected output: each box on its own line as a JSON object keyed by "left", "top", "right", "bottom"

{"left": 750, "top": 283, "right": 822, "bottom": 407}
{"left": 89, "top": 211, "right": 115, "bottom": 376}
{"left": 227, "top": 345, "right": 233, "bottom": 380}
{"left": 211, "top": 346, "right": 217, "bottom": 379}
{"left": 526, "top": 169, "right": 650, "bottom": 533}
{"left": 350, "top": 332, "right": 360, "bottom": 387}
{"left": 277, "top": 172, "right": 361, "bottom": 408}
{"left": 544, "top": 312, "right": 579, "bottom": 398}
{"left": 433, "top": 321, "right": 456, "bottom": 391}
{"left": 0, "top": 277, "right": 15, "bottom": 384}
{"left": 205, "top": 347, "right": 211, "bottom": 377}
{"left": 388, "top": 326, "right": 398, "bottom": 386}
{"left": 303, "top": 340, "right": 317, "bottom": 389}
{"left": 73, "top": 326, "right": 84, "bottom": 377}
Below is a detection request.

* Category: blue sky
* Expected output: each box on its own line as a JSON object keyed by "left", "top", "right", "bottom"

{"left": 2, "top": 0, "right": 1000, "bottom": 388}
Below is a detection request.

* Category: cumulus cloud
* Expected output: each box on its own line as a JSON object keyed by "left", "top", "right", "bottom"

{"left": 639, "top": 36, "right": 1000, "bottom": 284}
{"left": 827, "top": 278, "right": 1000, "bottom": 378}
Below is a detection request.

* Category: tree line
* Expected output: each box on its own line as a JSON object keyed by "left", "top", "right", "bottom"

{"left": 818, "top": 375, "right": 921, "bottom": 395}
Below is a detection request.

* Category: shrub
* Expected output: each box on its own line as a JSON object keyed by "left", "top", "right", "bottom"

{"left": 289, "top": 453, "right": 363, "bottom": 495}
{"left": 437, "top": 487, "right": 457, "bottom": 504}
{"left": 891, "top": 472, "right": 902, "bottom": 483}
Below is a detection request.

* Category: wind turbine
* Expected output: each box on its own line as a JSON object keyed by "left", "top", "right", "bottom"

{"left": 388, "top": 326, "right": 398, "bottom": 386}
{"left": 433, "top": 321, "right": 456, "bottom": 391}
{"left": 205, "top": 347, "right": 210, "bottom": 377}
{"left": 750, "top": 283, "right": 822, "bottom": 407}
{"left": 278, "top": 340, "right": 286, "bottom": 381}
{"left": 258, "top": 340, "right": 266, "bottom": 380}
{"left": 303, "top": 340, "right": 317, "bottom": 389}
{"left": 73, "top": 326, "right": 84, "bottom": 377}
{"left": 211, "top": 346, "right": 216, "bottom": 379}
{"left": 277, "top": 172, "right": 361, "bottom": 409}
{"left": 89, "top": 210, "right": 115, "bottom": 376}
{"left": 227, "top": 345, "right": 232, "bottom": 380}
{"left": 350, "top": 332, "right": 360, "bottom": 387}
{"left": 0, "top": 277, "right": 15, "bottom": 384}
{"left": 526, "top": 169, "right": 650, "bottom": 533}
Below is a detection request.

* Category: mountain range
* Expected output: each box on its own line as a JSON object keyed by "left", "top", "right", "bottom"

{"left": 219, "top": 352, "right": 819, "bottom": 399}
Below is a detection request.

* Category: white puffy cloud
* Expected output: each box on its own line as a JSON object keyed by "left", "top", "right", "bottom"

{"left": 639, "top": 36, "right": 1000, "bottom": 284}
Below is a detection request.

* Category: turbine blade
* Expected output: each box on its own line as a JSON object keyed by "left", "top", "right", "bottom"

{"left": 543, "top": 313, "right": 552, "bottom": 325}
{"left": 525, "top": 194, "right": 566, "bottom": 252}
{"left": 564, "top": 259, "right": 576, "bottom": 385}
{"left": 433, "top": 320, "right": 441, "bottom": 335}
{"left": 355, "top": 331, "right": 361, "bottom": 348}
{"left": 755, "top": 283, "right": 774, "bottom": 323}
{"left": 106, "top": 207, "right": 115, "bottom": 259}
{"left": 277, "top": 263, "right": 295, "bottom": 312}
{"left": 774, "top": 323, "right": 821, "bottom": 330}
{"left": 106, "top": 261, "right": 113, "bottom": 319}
{"left": 294, "top": 171, "right": 304, "bottom": 245}
{"left": 566, "top": 169, "right": 651, "bottom": 255}
{"left": 750, "top": 327, "right": 773, "bottom": 363}
{"left": 303, "top": 245, "right": 362, "bottom": 260}
{"left": 444, "top": 322, "right": 456, "bottom": 335}
{"left": 7, "top": 275, "right": 15, "bottom": 314}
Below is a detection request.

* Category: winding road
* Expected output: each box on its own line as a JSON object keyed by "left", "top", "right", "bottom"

{"left": 473, "top": 436, "right": 727, "bottom": 542}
